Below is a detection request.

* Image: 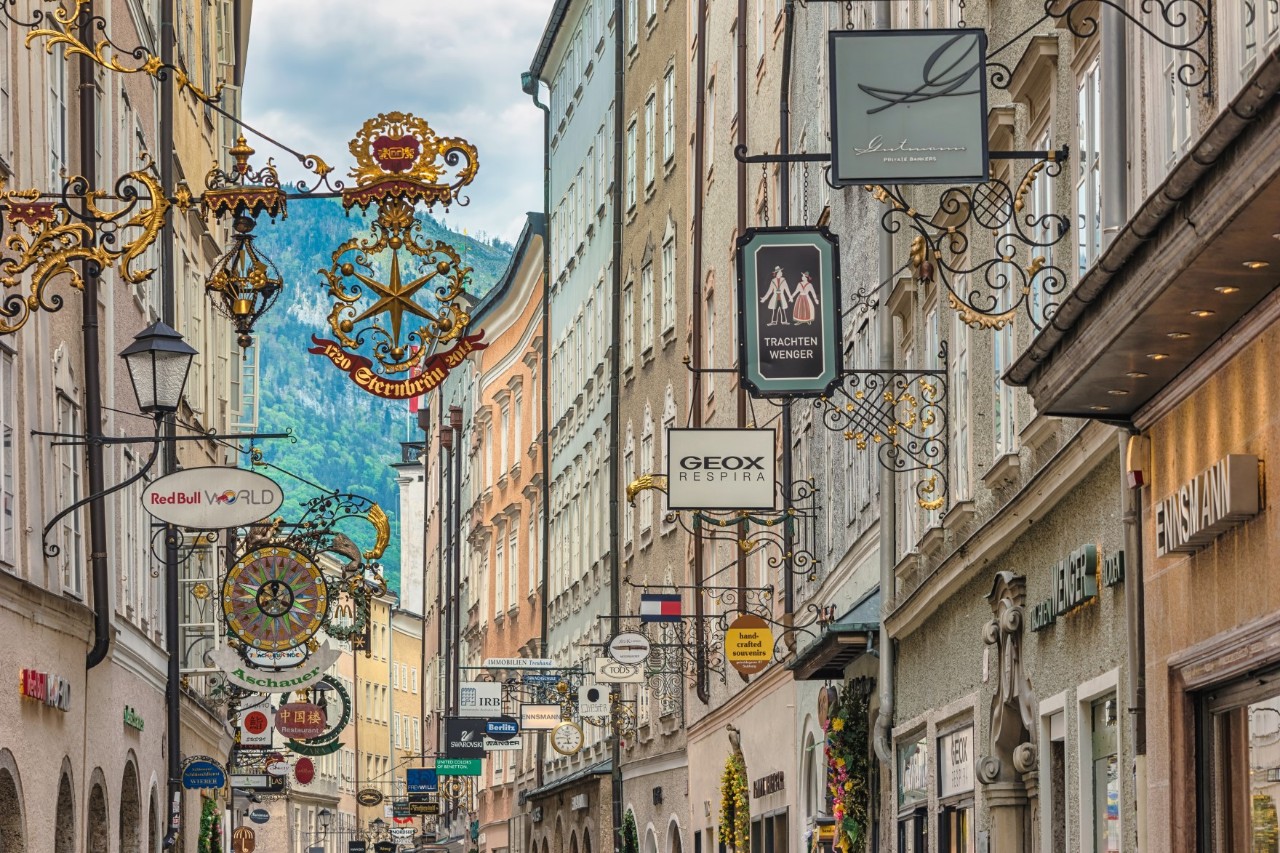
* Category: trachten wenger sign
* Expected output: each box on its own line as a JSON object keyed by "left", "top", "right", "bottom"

{"left": 667, "top": 428, "right": 777, "bottom": 510}
{"left": 736, "top": 228, "right": 842, "bottom": 397}
{"left": 141, "top": 467, "right": 283, "bottom": 529}
{"left": 1155, "top": 454, "right": 1260, "bottom": 556}
{"left": 829, "top": 29, "right": 989, "bottom": 184}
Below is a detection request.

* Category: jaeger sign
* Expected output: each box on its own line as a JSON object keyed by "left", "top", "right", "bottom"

{"left": 1155, "top": 455, "right": 1260, "bottom": 556}
{"left": 666, "top": 428, "right": 777, "bottom": 510}
{"left": 736, "top": 228, "right": 842, "bottom": 397}
{"left": 142, "top": 467, "right": 283, "bottom": 529}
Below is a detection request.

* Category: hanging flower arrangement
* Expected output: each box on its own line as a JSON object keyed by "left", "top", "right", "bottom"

{"left": 719, "top": 751, "right": 750, "bottom": 853}
{"left": 825, "top": 679, "right": 873, "bottom": 853}
{"left": 197, "top": 796, "right": 222, "bottom": 853}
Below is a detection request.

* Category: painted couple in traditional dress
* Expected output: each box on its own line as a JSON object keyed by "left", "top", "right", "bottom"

{"left": 761, "top": 266, "right": 819, "bottom": 326}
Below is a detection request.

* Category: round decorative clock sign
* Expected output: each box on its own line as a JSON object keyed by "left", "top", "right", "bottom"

{"left": 222, "top": 546, "right": 329, "bottom": 651}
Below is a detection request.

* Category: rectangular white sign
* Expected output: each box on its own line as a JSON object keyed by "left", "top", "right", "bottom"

{"left": 938, "top": 727, "right": 974, "bottom": 799}
{"left": 594, "top": 657, "right": 645, "bottom": 684}
{"left": 666, "top": 429, "right": 777, "bottom": 510}
{"left": 578, "top": 682, "right": 611, "bottom": 716}
{"left": 520, "top": 704, "right": 563, "bottom": 731}
{"left": 483, "top": 736, "right": 524, "bottom": 751}
{"left": 458, "top": 682, "right": 503, "bottom": 718}
{"left": 483, "top": 657, "right": 556, "bottom": 669}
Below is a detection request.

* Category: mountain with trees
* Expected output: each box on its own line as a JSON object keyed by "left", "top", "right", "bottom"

{"left": 248, "top": 197, "right": 512, "bottom": 592}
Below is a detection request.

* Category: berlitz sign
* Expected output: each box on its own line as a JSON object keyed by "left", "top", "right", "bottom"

{"left": 142, "top": 467, "right": 283, "bottom": 529}
{"left": 666, "top": 429, "right": 777, "bottom": 510}
{"left": 1155, "top": 455, "right": 1260, "bottom": 556}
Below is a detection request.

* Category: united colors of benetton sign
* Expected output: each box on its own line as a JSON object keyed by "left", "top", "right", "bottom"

{"left": 736, "top": 228, "right": 842, "bottom": 397}
{"left": 829, "top": 29, "right": 989, "bottom": 185}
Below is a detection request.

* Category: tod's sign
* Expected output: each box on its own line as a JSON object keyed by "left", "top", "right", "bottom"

{"left": 142, "top": 467, "right": 284, "bottom": 529}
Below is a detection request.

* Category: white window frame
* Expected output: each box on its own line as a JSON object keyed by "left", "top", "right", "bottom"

{"left": 508, "top": 525, "right": 519, "bottom": 605}
{"left": 641, "top": 262, "right": 655, "bottom": 353}
{"left": 950, "top": 307, "right": 971, "bottom": 502}
{"left": 663, "top": 67, "right": 675, "bottom": 162}
{"left": 644, "top": 93, "right": 656, "bottom": 188}
{"left": 56, "top": 394, "right": 83, "bottom": 598}
{"left": 640, "top": 407, "right": 654, "bottom": 533}
{"left": 495, "top": 523, "right": 505, "bottom": 615}
{"left": 0, "top": 345, "right": 15, "bottom": 568}
{"left": 1076, "top": 57, "right": 1102, "bottom": 282}
{"left": 627, "top": 0, "right": 638, "bottom": 49}
{"left": 625, "top": 119, "right": 637, "bottom": 209}
{"left": 623, "top": 281, "right": 635, "bottom": 370}
{"left": 661, "top": 227, "right": 676, "bottom": 335}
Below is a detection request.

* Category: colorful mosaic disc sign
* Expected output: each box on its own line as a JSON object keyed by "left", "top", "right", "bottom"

{"left": 222, "top": 546, "right": 329, "bottom": 651}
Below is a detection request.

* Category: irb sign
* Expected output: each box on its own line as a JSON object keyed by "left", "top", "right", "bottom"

{"left": 458, "top": 681, "right": 502, "bottom": 718}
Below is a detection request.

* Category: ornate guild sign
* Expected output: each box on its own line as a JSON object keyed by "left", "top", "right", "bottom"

{"left": 736, "top": 227, "right": 842, "bottom": 397}
{"left": 222, "top": 546, "right": 329, "bottom": 651}
{"left": 307, "top": 113, "right": 487, "bottom": 400}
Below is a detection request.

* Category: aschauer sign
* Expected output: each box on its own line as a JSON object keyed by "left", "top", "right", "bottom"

{"left": 736, "top": 227, "right": 842, "bottom": 397}
{"left": 829, "top": 28, "right": 989, "bottom": 184}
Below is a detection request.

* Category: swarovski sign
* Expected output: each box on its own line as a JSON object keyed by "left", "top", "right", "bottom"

{"left": 829, "top": 29, "right": 989, "bottom": 184}
{"left": 1155, "top": 455, "right": 1260, "bottom": 556}
{"left": 667, "top": 429, "right": 777, "bottom": 511}
{"left": 142, "top": 467, "right": 284, "bottom": 529}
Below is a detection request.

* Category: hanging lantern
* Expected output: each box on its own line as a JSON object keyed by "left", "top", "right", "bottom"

{"left": 201, "top": 136, "right": 288, "bottom": 347}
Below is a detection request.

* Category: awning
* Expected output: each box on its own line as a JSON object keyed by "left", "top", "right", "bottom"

{"left": 787, "top": 588, "right": 879, "bottom": 681}
{"left": 523, "top": 760, "right": 612, "bottom": 801}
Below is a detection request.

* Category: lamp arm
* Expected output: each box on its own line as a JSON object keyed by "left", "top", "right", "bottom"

{"left": 42, "top": 417, "right": 163, "bottom": 558}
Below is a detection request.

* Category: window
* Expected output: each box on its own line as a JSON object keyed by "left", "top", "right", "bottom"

{"left": 500, "top": 405, "right": 510, "bottom": 472}
{"left": 1159, "top": 26, "right": 1192, "bottom": 171}
{"left": 705, "top": 290, "right": 717, "bottom": 402}
{"left": 661, "top": 233, "right": 676, "bottom": 334}
{"left": 993, "top": 310, "right": 1017, "bottom": 457}
{"left": 706, "top": 77, "right": 716, "bottom": 171}
{"left": 411, "top": 667, "right": 418, "bottom": 693}
{"left": 528, "top": 510, "right": 538, "bottom": 593}
{"left": 627, "top": 0, "right": 638, "bottom": 49}
{"left": 1076, "top": 58, "right": 1102, "bottom": 281}
{"left": 663, "top": 68, "right": 675, "bottom": 162}
{"left": 55, "top": 395, "right": 83, "bottom": 598}
{"left": 756, "top": 0, "right": 765, "bottom": 64}
{"left": 1089, "top": 696, "right": 1120, "bottom": 853}
{"left": 495, "top": 525, "right": 505, "bottom": 615}
{"left": 640, "top": 408, "right": 654, "bottom": 532}
{"left": 896, "top": 331, "right": 918, "bottom": 554}
{"left": 623, "top": 283, "right": 635, "bottom": 370}
{"left": 646, "top": 0, "right": 656, "bottom": 23}
{"left": 597, "top": 125, "right": 608, "bottom": 209}
{"left": 47, "top": 46, "right": 68, "bottom": 187}
{"left": 623, "top": 425, "right": 635, "bottom": 544}
{"left": 1197, "top": 671, "right": 1280, "bottom": 852}
{"left": 1028, "top": 131, "right": 1056, "bottom": 325}
{"left": 644, "top": 94, "right": 656, "bottom": 188}
{"left": 950, "top": 309, "right": 971, "bottom": 502}
{"left": 625, "top": 120, "right": 637, "bottom": 209}
{"left": 394, "top": 712, "right": 402, "bottom": 747}
{"left": 0, "top": 347, "right": 14, "bottom": 567}
{"left": 641, "top": 262, "right": 655, "bottom": 352}
{"left": 0, "top": 12, "right": 10, "bottom": 162}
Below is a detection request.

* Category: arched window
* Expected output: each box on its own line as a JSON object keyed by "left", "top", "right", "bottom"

{"left": 87, "top": 780, "right": 108, "bottom": 853}
{"left": 640, "top": 406, "right": 654, "bottom": 532}
{"left": 0, "top": 749, "right": 26, "bottom": 853}
{"left": 666, "top": 820, "right": 682, "bottom": 853}
{"left": 54, "top": 770, "right": 74, "bottom": 853}
{"left": 119, "top": 762, "right": 141, "bottom": 853}
{"left": 643, "top": 826, "right": 659, "bottom": 853}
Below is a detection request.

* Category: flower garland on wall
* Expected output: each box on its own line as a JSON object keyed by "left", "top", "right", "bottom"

{"left": 826, "top": 678, "right": 873, "bottom": 853}
{"left": 197, "top": 796, "right": 222, "bottom": 853}
{"left": 719, "top": 751, "right": 750, "bottom": 852}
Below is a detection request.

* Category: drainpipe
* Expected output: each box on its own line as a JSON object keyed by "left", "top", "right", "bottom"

{"left": 79, "top": 0, "right": 110, "bottom": 672}
{"left": 610, "top": 1, "right": 625, "bottom": 849}
{"left": 779, "top": 0, "right": 795, "bottom": 616}
{"left": 519, "top": 71, "right": 551, "bottom": 794}
{"left": 1121, "top": 431, "right": 1147, "bottom": 852}
{"left": 691, "top": 0, "right": 710, "bottom": 704}
{"left": 734, "top": 0, "right": 748, "bottom": 617}
{"left": 1100, "top": 1, "right": 1128, "bottom": 245}
{"left": 450, "top": 405, "right": 464, "bottom": 718}
{"left": 871, "top": 0, "right": 896, "bottom": 773}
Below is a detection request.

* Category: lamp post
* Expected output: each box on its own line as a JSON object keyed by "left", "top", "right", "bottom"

{"left": 119, "top": 321, "right": 198, "bottom": 416}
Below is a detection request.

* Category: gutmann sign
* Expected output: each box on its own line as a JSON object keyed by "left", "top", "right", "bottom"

{"left": 142, "top": 468, "right": 283, "bottom": 529}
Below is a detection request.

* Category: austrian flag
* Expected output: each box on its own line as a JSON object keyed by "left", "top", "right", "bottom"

{"left": 639, "top": 593, "right": 682, "bottom": 623}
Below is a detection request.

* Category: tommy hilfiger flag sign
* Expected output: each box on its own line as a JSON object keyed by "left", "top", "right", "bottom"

{"left": 639, "top": 594, "right": 682, "bottom": 623}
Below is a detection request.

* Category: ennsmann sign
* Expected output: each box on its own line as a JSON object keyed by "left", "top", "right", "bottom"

{"left": 666, "top": 428, "right": 777, "bottom": 510}
{"left": 1154, "top": 455, "right": 1260, "bottom": 556}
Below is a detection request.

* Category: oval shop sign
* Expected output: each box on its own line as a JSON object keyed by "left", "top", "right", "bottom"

{"left": 142, "top": 467, "right": 283, "bottom": 529}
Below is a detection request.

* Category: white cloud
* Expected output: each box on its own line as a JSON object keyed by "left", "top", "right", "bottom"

{"left": 243, "top": 0, "right": 556, "bottom": 242}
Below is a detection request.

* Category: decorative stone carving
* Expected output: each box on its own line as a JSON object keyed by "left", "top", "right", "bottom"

{"left": 981, "top": 571, "right": 1036, "bottom": 783}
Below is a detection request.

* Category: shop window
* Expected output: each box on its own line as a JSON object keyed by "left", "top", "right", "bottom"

{"left": 1197, "top": 668, "right": 1280, "bottom": 851}
{"left": 937, "top": 726, "right": 974, "bottom": 853}
{"left": 897, "top": 808, "right": 926, "bottom": 853}
{"left": 749, "top": 811, "right": 788, "bottom": 853}
{"left": 898, "top": 735, "right": 928, "bottom": 853}
{"left": 1090, "top": 696, "right": 1120, "bottom": 852}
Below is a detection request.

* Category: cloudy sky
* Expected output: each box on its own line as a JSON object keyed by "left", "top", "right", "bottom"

{"left": 242, "top": 0, "right": 556, "bottom": 243}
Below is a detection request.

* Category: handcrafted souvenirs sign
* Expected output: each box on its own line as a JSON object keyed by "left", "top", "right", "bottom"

{"left": 725, "top": 614, "right": 773, "bottom": 676}
{"left": 141, "top": 467, "right": 283, "bottom": 529}
{"left": 667, "top": 428, "right": 777, "bottom": 510}
{"left": 1155, "top": 454, "right": 1260, "bottom": 556}
{"left": 308, "top": 332, "right": 487, "bottom": 401}
{"left": 829, "top": 29, "right": 989, "bottom": 184}
{"left": 736, "top": 228, "right": 842, "bottom": 397}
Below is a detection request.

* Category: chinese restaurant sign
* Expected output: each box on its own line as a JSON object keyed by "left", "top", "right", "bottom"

{"left": 736, "top": 227, "right": 842, "bottom": 397}
{"left": 829, "top": 28, "right": 989, "bottom": 185}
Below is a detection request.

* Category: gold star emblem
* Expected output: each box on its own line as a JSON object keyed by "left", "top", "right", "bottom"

{"left": 343, "top": 251, "right": 442, "bottom": 352}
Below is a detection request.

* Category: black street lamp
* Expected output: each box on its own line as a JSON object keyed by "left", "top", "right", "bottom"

{"left": 119, "top": 320, "right": 198, "bottom": 417}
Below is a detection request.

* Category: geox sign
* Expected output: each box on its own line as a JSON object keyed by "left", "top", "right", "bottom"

{"left": 1155, "top": 455, "right": 1260, "bottom": 557}
{"left": 666, "top": 429, "right": 776, "bottom": 511}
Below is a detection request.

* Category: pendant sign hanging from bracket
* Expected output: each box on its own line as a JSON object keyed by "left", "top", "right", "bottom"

{"left": 828, "top": 28, "right": 990, "bottom": 185}
{"left": 736, "top": 227, "right": 842, "bottom": 398}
